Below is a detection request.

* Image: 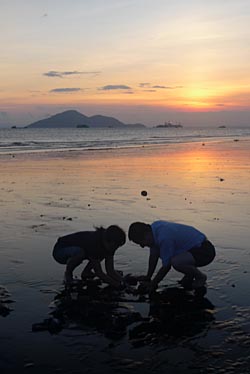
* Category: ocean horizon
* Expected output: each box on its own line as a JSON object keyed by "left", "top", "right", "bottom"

{"left": 1, "top": 126, "right": 250, "bottom": 154}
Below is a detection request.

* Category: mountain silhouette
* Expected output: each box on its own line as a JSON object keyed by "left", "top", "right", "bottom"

{"left": 26, "top": 110, "right": 145, "bottom": 129}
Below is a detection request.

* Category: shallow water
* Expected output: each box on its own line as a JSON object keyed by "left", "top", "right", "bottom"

{"left": 0, "top": 140, "right": 250, "bottom": 373}
{"left": 0, "top": 126, "right": 250, "bottom": 153}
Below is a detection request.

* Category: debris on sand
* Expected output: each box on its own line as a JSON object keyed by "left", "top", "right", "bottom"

{"left": 0, "top": 286, "right": 14, "bottom": 317}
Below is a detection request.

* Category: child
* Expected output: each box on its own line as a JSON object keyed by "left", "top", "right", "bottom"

{"left": 128, "top": 220, "right": 216, "bottom": 292}
{"left": 53, "top": 225, "right": 126, "bottom": 288}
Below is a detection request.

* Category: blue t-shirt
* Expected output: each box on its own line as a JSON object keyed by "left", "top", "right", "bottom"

{"left": 150, "top": 221, "right": 206, "bottom": 266}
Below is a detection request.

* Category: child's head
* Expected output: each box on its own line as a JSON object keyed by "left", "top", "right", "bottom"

{"left": 128, "top": 222, "right": 153, "bottom": 248}
{"left": 104, "top": 225, "right": 126, "bottom": 252}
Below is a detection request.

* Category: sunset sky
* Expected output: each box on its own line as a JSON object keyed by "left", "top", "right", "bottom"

{"left": 1, "top": 0, "right": 250, "bottom": 126}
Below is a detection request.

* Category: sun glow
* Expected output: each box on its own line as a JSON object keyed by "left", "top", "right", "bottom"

{"left": 179, "top": 87, "right": 216, "bottom": 110}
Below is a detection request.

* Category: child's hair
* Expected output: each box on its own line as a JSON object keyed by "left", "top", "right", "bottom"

{"left": 104, "top": 225, "right": 126, "bottom": 247}
{"left": 128, "top": 222, "right": 151, "bottom": 242}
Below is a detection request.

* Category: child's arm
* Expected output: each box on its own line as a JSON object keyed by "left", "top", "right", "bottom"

{"left": 150, "top": 263, "right": 171, "bottom": 291}
{"left": 146, "top": 253, "right": 159, "bottom": 280}
{"left": 90, "top": 259, "right": 121, "bottom": 288}
{"left": 105, "top": 256, "right": 123, "bottom": 282}
{"left": 137, "top": 253, "right": 159, "bottom": 281}
{"left": 65, "top": 253, "right": 85, "bottom": 283}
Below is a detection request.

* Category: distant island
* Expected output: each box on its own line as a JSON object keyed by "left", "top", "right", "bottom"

{"left": 25, "top": 110, "right": 146, "bottom": 129}
{"left": 76, "top": 124, "right": 89, "bottom": 128}
{"left": 155, "top": 121, "right": 183, "bottom": 128}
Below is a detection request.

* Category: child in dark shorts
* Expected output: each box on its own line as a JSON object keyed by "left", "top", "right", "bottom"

{"left": 128, "top": 220, "right": 216, "bottom": 292}
{"left": 53, "top": 225, "right": 126, "bottom": 288}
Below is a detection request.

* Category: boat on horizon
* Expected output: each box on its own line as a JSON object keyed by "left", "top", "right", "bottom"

{"left": 155, "top": 121, "right": 183, "bottom": 128}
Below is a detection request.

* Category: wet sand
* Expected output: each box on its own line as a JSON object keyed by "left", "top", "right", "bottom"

{"left": 0, "top": 139, "right": 250, "bottom": 373}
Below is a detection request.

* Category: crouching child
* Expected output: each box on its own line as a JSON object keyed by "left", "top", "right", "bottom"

{"left": 128, "top": 220, "right": 216, "bottom": 293}
{"left": 53, "top": 225, "right": 126, "bottom": 288}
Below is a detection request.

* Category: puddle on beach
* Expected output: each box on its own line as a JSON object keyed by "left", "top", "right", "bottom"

{"left": 26, "top": 276, "right": 249, "bottom": 374}
{"left": 29, "top": 278, "right": 216, "bottom": 373}
{"left": 1, "top": 259, "right": 250, "bottom": 373}
{"left": 35, "top": 279, "right": 213, "bottom": 342}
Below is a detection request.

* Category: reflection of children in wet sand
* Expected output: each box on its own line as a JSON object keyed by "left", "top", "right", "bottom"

{"left": 53, "top": 225, "right": 126, "bottom": 288}
{"left": 128, "top": 220, "right": 216, "bottom": 293}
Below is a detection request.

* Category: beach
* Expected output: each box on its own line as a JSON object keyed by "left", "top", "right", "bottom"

{"left": 0, "top": 138, "right": 250, "bottom": 373}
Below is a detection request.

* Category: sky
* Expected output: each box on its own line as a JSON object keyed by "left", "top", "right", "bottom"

{"left": 0, "top": 0, "right": 250, "bottom": 127}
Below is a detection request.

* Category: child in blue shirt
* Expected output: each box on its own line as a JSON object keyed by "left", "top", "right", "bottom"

{"left": 128, "top": 220, "right": 215, "bottom": 292}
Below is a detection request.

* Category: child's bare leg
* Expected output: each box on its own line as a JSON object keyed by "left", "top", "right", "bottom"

{"left": 171, "top": 252, "right": 207, "bottom": 287}
{"left": 81, "top": 261, "right": 95, "bottom": 279}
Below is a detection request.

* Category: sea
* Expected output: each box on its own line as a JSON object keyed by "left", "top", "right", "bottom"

{"left": 0, "top": 126, "right": 250, "bottom": 154}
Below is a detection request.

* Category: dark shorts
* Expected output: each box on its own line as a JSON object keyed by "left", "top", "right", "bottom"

{"left": 188, "top": 239, "right": 216, "bottom": 267}
{"left": 53, "top": 243, "right": 85, "bottom": 264}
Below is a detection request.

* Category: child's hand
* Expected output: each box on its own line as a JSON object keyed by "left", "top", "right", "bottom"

{"left": 115, "top": 280, "right": 128, "bottom": 291}
{"left": 145, "top": 280, "right": 159, "bottom": 296}
{"left": 137, "top": 280, "right": 157, "bottom": 295}
{"left": 119, "top": 280, "right": 134, "bottom": 293}
{"left": 124, "top": 285, "right": 134, "bottom": 294}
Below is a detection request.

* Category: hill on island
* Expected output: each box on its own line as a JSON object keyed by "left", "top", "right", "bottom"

{"left": 26, "top": 110, "right": 145, "bottom": 129}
